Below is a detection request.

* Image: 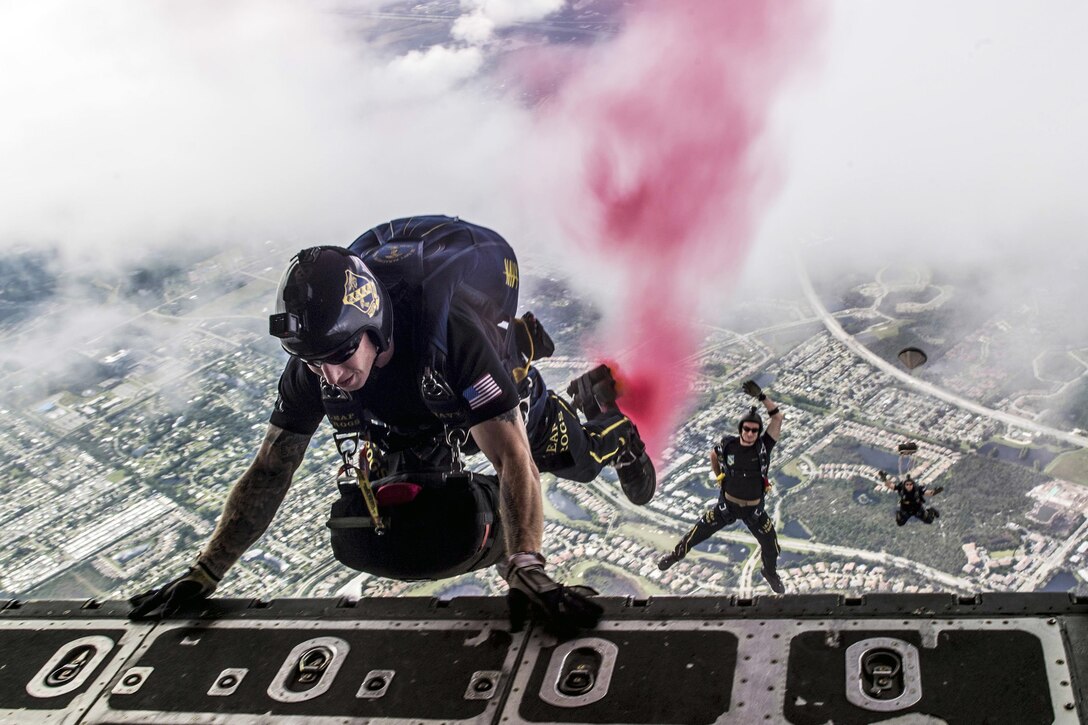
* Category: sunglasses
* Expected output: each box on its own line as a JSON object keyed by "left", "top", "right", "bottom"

{"left": 741, "top": 425, "right": 760, "bottom": 433}
{"left": 298, "top": 335, "right": 363, "bottom": 367}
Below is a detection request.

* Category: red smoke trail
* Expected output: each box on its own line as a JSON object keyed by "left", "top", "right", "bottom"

{"left": 528, "top": 1, "right": 824, "bottom": 454}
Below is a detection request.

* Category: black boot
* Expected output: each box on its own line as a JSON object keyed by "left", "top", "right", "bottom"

{"left": 567, "top": 364, "right": 656, "bottom": 504}
{"left": 761, "top": 568, "right": 785, "bottom": 594}
{"left": 658, "top": 551, "right": 681, "bottom": 571}
{"left": 614, "top": 425, "right": 657, "bottom": 505}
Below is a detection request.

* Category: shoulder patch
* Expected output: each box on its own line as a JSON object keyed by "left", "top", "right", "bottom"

{"left": 463, "top": 373, "right": 503, "bottom": 410}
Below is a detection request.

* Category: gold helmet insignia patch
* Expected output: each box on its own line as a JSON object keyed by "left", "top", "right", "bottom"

{"left": 343, "top": 269, "right": 380, "bottom": 317}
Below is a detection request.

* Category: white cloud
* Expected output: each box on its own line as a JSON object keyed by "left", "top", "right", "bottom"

{"left": 8, "top": 0, "right": 1087, "bottom": 397}
{"left": 460, "top": 0, "right": 565, "bottom": 28}
{"left": 452, "top": 14, "right": 496, "bottom": 45}
{"left": 452, "top": 0, "right": 565, "bottom": 45}
{"left": 0, "top": 0, "right": 537, "bottom": 413}
{"left": 0, "top": 0, "right": 524, "bottom": 271}
{"left": 388, "top": 44, "right": 485, "bottom": 90}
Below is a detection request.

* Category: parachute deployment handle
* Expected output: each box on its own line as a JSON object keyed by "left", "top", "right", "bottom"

{"left": 334, "top": 432, "right": 386, "bottom": 535}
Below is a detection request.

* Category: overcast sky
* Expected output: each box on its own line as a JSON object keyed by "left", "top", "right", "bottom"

{"left": 2, "top": 0, "right": 1086, "bottom": 446}
{"left": 759, "top": 1, "right": 1088, "bottom": 269}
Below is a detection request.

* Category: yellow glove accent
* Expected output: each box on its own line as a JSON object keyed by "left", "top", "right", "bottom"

{"left": 716, "top": 472, "right": 726, "bottom": 483}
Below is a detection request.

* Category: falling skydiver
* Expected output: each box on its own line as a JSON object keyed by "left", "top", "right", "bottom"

{"left": 658, "top": 380, "right": 786, "bottom": 594}
{"left": 877, "top": 470, "right": 943, "bottom": 525}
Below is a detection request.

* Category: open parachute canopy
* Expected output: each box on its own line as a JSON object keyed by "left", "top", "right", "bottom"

{"left": 897, "top": 346, "right": 928, "bottom": 371}
{"left": 897, "top": 440, "right": 919, "bottom": 477}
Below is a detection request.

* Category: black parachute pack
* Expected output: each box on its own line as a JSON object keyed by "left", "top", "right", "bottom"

{"left": 347, "top": 215, "right": 521, "bottom": 423}
{"left": 327, "top": 469, "right": 505, "bottom": 580}
{"left": 322, "top": 217, "right": 521, "bottom": 579}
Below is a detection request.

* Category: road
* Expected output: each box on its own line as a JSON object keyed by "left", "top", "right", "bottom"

{"left": 794, "top": 255, "right": 1088, "bottom": 449}
{"left": 1017, "top": 516, "right": 1088, "bottom": 592}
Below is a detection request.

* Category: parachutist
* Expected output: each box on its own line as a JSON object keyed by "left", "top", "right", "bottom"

{"left": 130, "top": 216, "right": 658, "bottom": 631}
{"left": 897, "top": 347, "right": 927, "bottom": 373}
{"left": 658, "top": 380, "right": 786, "bottom": 594}
{"left": 878, "top": 472, "right": 942, "bottom": 525}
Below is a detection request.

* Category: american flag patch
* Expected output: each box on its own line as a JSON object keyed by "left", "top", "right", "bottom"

{"left": 463, "top": 373, "right": 502, "bottom": 410}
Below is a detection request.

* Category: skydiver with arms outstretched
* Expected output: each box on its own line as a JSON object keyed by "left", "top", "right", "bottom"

{"left": 658, "top": 380, "right": 786, "bottom": 594}
{"left": 877, "top": 471, "right": 942, "bottom": 525}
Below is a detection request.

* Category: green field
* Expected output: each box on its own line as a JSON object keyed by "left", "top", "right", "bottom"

{"left": 782, "top": 454, "right": 1047, "bottom": 572}
{"left": 1047, "top": 449, "right": 1088, "bottom": 486}
{"left": 781, "top": 459, "right": 807, "bottom": 479}
{"left": 869, "top": 320, "right": 907, "bottom": 340}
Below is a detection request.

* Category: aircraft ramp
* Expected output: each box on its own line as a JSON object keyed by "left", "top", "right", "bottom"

{"left": 1, "top": 592, "right": 1085, "bottom": 723}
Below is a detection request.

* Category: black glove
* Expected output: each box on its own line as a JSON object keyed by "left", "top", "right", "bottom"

{"left": 877, "top": 471, "right": 888, "bottom": 481}
{"left": 504, "top": 552, "right": 602, "bottom": 633}
{"left": 519, "top": 311, "right": 556, "bottom": 359}
{"left": 742, "top": 380, "right": 766, "bottom": 400}
{"left": 128, "top": 562, "right": 220, "bottom": 620}
{"left": 931, "top": 486, "right": 944, "bottom": 495}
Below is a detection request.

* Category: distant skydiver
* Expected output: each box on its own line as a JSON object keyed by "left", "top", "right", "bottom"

{"left": 658, "top": 380, "right": 786, "bottom": 594}
{"left": 877, "top": 471, "right": 942, "bottom": 525}
{"left": 897, "top": 346, "right": 928, "bottom": 373}
{"left": 129, "top": 215, "right": 657, "bottom": 632}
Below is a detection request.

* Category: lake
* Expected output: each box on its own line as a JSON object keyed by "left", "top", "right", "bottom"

{"left": 853, "top": 444, "right": 901, "bottom": 472}
{"left": 692, "top": 540, "right": 749, "bottom": 560}
{"left": 778, "top": 551, "right": 811, "bottom": 567}
{"left": 1041, "top": 570, "right": 1081, "bottom": 593}
{"left": 852, "top": 488, "right": 881, "bottom": 506}
{"left": 780, "top": 518, "right": 812, "bottom": 540}
{"left": 547, "top": 487, "right": 592, "bottom": 521}
{"left": 583, "top": 565, "right": 645, "bottom": 598}
{"left": 978, "top": 442, "right": 1063, "bottom": 470}
{"left": 775, "top": 473, "right": 802, "bottom": 490}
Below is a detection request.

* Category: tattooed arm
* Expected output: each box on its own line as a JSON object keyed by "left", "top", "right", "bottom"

{"left": 128, "top": 424, "right": 312, "bottom": 619}
{"left": 470, "top": 406, "right": 543, "bottom": 555}
{"left": 197, "top": 424, "right": 312, "bottom": 578}
{"left": 474, "top": 406, "right": 602, "bottom": 631}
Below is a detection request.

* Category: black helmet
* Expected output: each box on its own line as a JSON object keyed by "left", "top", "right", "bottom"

{"left": 738, "top": 406, "right": 763, "bottom": 434}
{"left": 269, "top": 246, "right": 392, "bottom": 361}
